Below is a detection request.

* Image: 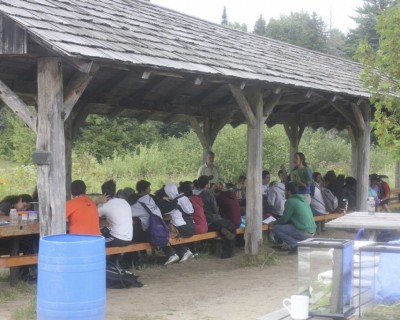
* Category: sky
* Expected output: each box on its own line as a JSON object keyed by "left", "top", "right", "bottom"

{"left": 151, "top": 0, "right": 364, "bottom": 33}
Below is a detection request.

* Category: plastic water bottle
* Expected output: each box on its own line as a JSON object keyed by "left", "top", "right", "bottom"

{"left": 367, "top": 197, "right": 375, "bottom": 215}
{"left": 9, "top": 209, "right": 19, "bottom": 224}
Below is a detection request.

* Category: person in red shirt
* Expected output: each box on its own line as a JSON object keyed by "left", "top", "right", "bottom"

{"left": 66, "top": 180, "right": 101, "bottom": 235}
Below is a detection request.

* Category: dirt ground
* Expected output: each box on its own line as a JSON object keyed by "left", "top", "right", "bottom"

{"left": 0, "top": 229, "right": 354, "bottom": 320}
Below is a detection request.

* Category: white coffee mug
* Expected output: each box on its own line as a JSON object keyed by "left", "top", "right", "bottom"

{"left": 282, "top": 295, "right": 309, "bottom": 320}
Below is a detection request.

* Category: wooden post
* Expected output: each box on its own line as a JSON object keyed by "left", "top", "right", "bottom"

{"left": 352, "top": 104, "right": 371, "bottom": 211}
{"left": 64, "top": 118, "right": 73, "bottom": 200}
{"left": 348, "top": 127, "right": 358, "bottom": 179}
{"left": 396, "top": 161, "right": 400, "bottom": 190}
{"left": 37, "top": 57, "right": 66, "bottom": 236}
{"left": 284, "top": 123, "right": 305, "bottom": 169}
{"left": 245, "top": 87, "right": 264, "bottom": 254}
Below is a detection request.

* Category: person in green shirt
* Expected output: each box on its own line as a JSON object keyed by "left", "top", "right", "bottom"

{"left": 273, "top": 182, "right": 316, "bottom": 253}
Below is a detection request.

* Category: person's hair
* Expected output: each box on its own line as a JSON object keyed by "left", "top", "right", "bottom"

{"left": 193, "top": 179, "right": 199, "bottom": 188}
{"left": 136, "top": 180, "right": 151, "bottom": 193}
{"left": 19, "top": 194, "right": 33, "bottom": 203}
{"left": 71, "top": 180, "right": 86, "bottom": 196}
{"left": 262, "top": 170, "right": 270, "bottom": 179}
{"left": 312, "top": 172, "right": 321, "bottom": 180}
{"left": 179, "top": 181, "right": 193, "bottom": 196}
{"left": 198, "top": 175, "right": 210, "bottom": 189}
{"left": 213, "top": 182, "right": 226, "bottom": 193}
{"left": 0, "top": 195, "right": 20, "bottom": 205}
{"left": 324, "top": 170, "right": 337, "bottom": 183}
{"left": 285, "top": 182, "right": 298, "bottom": 195}
{"left": 295, "top": 152, "right": 307, "bottom": 167}
{"left": 101, "top": 180, "right": 116, "bottom": 197}
{"left": 345, "top": 176, "right": 357, "bottom": 188}
{"left": 154, "top": 186, "right": 167, "bottom": 198}
{"left": 337, "top": 174, "right": 345, "bottom": 185}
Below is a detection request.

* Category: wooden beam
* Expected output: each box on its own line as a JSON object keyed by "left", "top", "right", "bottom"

{"left": 37, "top": 57, "right": 66, "bottom": 236}
{"left": 65, "top": 58, "right": 95, "bottom": 73}
{"left": 229, "top": 84, "right": 256, "bottom": 128}
{"left": 210, "top": 109, "right": 236, "bottom": 143}
{"left": 0, "top": 80, "right": 37, "bottom": 133}
{"left": 189, "top": 117, "right": 208, "bottom": 149}
{"left": 351, "top": 103, "right": 367, "bottom": 132}
{"left": 330, "top": 99, "right": 357, "bottom": 128}
{"left": 63, "top": 63, "right": 99, "bottom": 120}
{"left": 107, "top": 106, "right": 125, "bottom": 118}
{"left": 263, "top": 88, "right": 283, "bottom": 118}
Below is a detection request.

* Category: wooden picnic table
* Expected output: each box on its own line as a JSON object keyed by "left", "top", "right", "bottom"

{"left": 325, "top": 211, "right": 400, "bottom": 241}
{"left": 0, "top": 221, "right": 39, "bottom": 285}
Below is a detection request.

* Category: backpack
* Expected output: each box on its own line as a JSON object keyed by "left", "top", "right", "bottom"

{"left": 320, "top": 187, "right": 338, "bottom": 212}
{"left": 139, "top": 202, "right": 169, "bottom": 247}
{"left": 106, "top": 261, "right": 143, "bottom": 289}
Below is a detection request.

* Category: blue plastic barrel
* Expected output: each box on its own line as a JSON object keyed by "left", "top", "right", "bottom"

{"left": 37, "top": 234, "right": 106, "bottom": 320}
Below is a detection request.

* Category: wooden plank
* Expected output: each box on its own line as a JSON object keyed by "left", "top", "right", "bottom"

{"left": 0, "top": 15, "right": 27, "bottom": 54}
{"left": 0, "top": 222, "right": 39, "bottom": 237}
{"left": 313, "top": 213, "right": 344, "bottom": 222}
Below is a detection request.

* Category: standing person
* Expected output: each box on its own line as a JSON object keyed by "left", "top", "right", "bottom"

{"left": 97, "top": 180, "right": 133, "bottom": 247}
{"left": 198, "top": 175, "right": 236, "bottom": 259}
{"left": 290, "top": 152, "right": 313, "bottom": 203}
{"left": 197, "top": 151, "right": 225, "bottom": 184}
{"left": 66, "top": 180, "right": 101, "bottom": 235}
{"left": 272, "top": 182, "right": 316, "bottom": 254}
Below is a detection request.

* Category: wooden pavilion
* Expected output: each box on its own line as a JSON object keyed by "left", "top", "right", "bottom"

{"left": 0, "top": 0, "right": 372, "bottom": 254}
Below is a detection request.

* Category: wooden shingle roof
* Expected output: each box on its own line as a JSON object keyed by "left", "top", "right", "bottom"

{"left": 0, "top": 0, "right": 370, "bottom": 130}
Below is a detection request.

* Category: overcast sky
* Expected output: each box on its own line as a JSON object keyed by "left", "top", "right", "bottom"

{"left": 151, "top": 0, "right": 364, "bottom": 33}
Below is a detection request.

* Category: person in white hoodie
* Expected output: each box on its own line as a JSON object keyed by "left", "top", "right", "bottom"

{"left": 267, "top": 181, "right": 286, "bottom": 218}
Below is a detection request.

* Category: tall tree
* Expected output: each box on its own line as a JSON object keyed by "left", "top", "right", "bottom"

{"left": 265, "top": 12, "right": 328, "bottom": 52}
{"left": 346, "top": 0, "right": 396, "bottom": 59}
{"left": 253, "top": 14, "right": 266, "bottom": 36}
{"left": 326, "top": 28, "right": 347, "bottom": 58}
{"left": 221, "top": 6, "right": 228, "bottom": 26}
{"left": 356, "top": 2, "right": 400, "bottom": 157}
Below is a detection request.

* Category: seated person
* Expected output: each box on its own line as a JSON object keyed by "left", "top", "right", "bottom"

{"left": 97, "top": 180, "right": 133, "bottom": 247}
{"left": 198, "top": 175, "right": 236, "bottom": 259}
{"left": 130, "top": 180, "right": 192, "bottom": 266}
{"left": 267, "top": 180, "right": 286, "bottom": 218}
{"left": 66, "top": 180, "right": 101, "bottom": 235}
{"left": 156, "top": 183, "right": 195, "bottom": 262}
{"left": 324, "top": 170, "right": 346, "bottom": 212}
{"left": 310, "top": 172, "right": 327, "bottom": 215}
{"left": 214, "top": 182, "right": 241, "bottom": 227}
{"left": 0, "top": 194, "right": 32, "bottom": 218}
{"left": 272, "top": 182, "right": 316, "bottom": 253}
{"left": 262, "top": 170, "right": 272, "bottom": 216}
{"left": 235, "top": 175, "right": 246, "bottom": 206}
{"left": 179, "top": 181, "right": 208, "bottom": 235}
{"left": 343, "top": 177, "right": 357, "bottom": 211}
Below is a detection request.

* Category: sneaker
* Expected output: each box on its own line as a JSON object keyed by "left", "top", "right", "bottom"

{"left": 164, "top": 254, "right": 179, "bottom": 266}
{"left": 221, "top": 228, "right": 236, "bottom": 240}
{"left": 179, "top": 250, "right": 194, "bottom": 263}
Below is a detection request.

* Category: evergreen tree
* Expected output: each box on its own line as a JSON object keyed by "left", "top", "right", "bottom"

{"left": 253, "top": 14, "right": 266, "bottom": 36}
{"left": 265, "top": 12, "right": 328, "bottom": 52}
{"left": 346, "top": 0, "right": 396, "bottom": 59}
{"left": 221, "top": 6, "right": 228, "bottom": 25}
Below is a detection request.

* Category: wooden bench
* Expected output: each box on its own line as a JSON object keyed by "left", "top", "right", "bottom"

{"left": 313, "top": 212, "right": 345, "bottom": 234}
{"left": 0, "top": 225, "right": 271, "bottom": 269}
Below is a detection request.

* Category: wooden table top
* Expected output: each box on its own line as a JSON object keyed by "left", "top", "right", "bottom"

{"left": 325, "top": 211, "right": 400, "bottom": 231}
{"left": 0, "top": 221, "right": 39, "bottom": 237}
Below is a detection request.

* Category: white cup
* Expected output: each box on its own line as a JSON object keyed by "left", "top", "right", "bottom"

{"left": 282, "top": 295, "right": 309, "bottom": 320}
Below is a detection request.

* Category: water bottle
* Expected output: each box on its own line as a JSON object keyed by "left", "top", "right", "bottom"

{"left": 9, "top": 209, "right": 19, "bottom": 224}
{"left": 367, "top": 197, "right": 375, "bottom": 215}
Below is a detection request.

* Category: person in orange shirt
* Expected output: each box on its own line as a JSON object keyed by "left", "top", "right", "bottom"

{"left": 66, "top": 180, "right": 101, "bottom": 235}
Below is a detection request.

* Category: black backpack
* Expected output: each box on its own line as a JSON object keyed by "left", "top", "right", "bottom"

{"left": 139, "top": 202, "right": 170, "bottom": 247}
{"left": 106, "top": 261, "right": 143, "bottom": 289}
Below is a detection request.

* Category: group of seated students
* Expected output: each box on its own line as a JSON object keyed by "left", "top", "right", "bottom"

{"left": 64, "top": 176, "right": 238, "bottom": 269}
